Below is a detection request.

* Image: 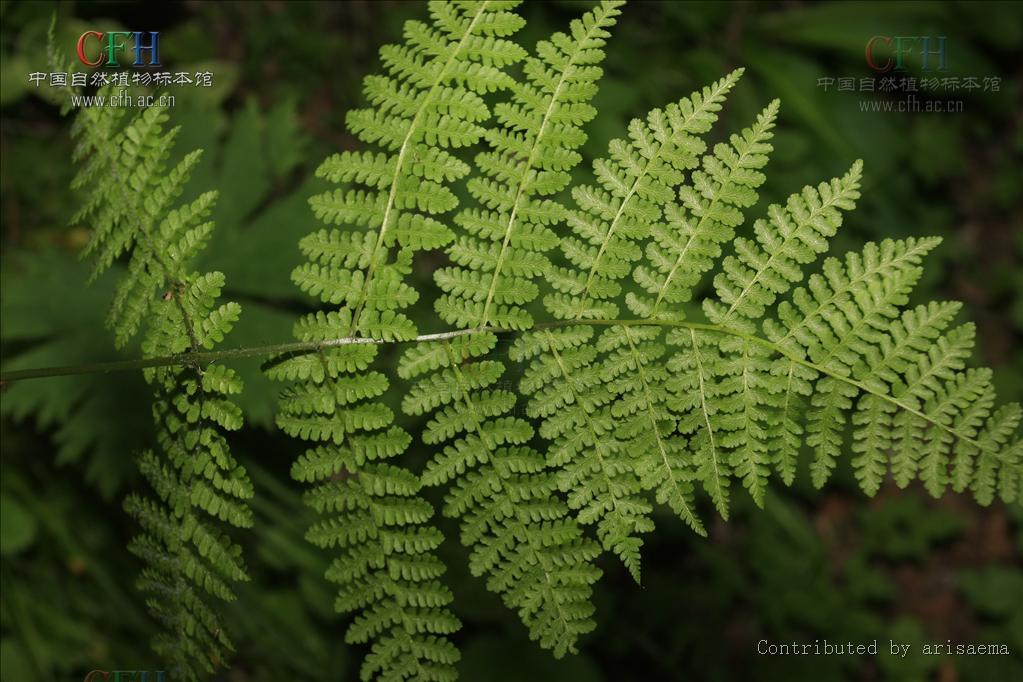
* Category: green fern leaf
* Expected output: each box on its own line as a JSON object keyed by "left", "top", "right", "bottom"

{"left": 512, "top": 326, "right": 651, "bottom": 582}
{"left": 435, "top": 0, "right": 625, "bottom": 331}
{"left": 597, "top": 324, "right": 704, "bottom": 534}
{"left": 548, "top": 69, "right": 745, "bottom": 321}
{"left": 664, "top": 327, "right": 732, "bottom": 516}
{"left": 400, "top": 333, "right": 602, "bottom": 658}
{"left": 39, "top": 9, "right": 1023, "bottom": 680}
{"left": 765, "top": 359, "right": 816, "bottom": 486}
{"left": 762, "top": 236, "right": 941, "bottom": 487}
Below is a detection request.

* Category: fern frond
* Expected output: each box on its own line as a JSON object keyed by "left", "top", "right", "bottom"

{"left": 65, "top": 81, "right": 251, "bottom": 679}
{"left": 274, "top": 3, "right": 533, "bottom": 678}
{"left": 41, "top": 5, "right": 1023, "bottom": 678}
{"left": 46, "top": 7, "right": 1023, "bottom": 676}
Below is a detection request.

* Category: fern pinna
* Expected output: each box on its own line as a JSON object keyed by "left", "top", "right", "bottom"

{"left": 270, "top": 2, "right": 530, "bottom": 680}
{"left": 62, "top": 80, "right": 251, "bottom": 680}
{"left": 404, "top": 0, "right": 623, "bottom": 658}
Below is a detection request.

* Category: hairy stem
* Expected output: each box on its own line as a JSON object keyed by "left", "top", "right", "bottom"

{"left": 0, "top": 318, "right": 993, "bottom": 455}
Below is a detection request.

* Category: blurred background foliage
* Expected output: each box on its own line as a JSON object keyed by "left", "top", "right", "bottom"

{"left": 1, "top": 1, "right": 1021, "bottom": 680}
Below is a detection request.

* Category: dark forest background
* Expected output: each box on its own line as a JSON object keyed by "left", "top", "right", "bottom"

{"left": 2, "top": 1, "right": 1021, "bottom": 680}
